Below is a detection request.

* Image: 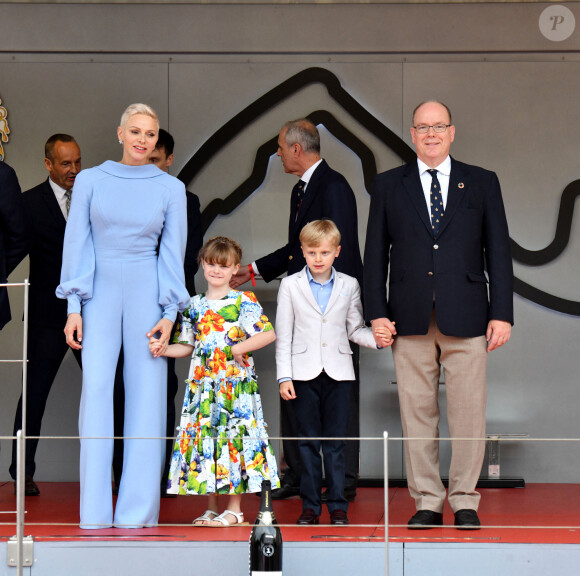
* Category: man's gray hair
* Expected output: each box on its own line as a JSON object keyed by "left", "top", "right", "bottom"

{"left": 282, "top": 119, "right": 320, "bottom": 154}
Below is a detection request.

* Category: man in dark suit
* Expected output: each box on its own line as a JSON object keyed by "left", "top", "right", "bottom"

{"left": 9, "top": 134, "right": 82, "bottom": 495}
{"left": 231, "top": 118, "right": 363, "bottom": 500}
{"left": 0, "top": 160, "right": 27, "bottom": 332}
{"left": 112, "top": 129, "right": 203, "bottom": 496}
{"left": 364, "top": 101, "right": 513, "bottom": 529}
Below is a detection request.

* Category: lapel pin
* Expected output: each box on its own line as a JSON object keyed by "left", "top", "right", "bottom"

{"left": 458, "top": 182, "right": 465, "bottom": 189}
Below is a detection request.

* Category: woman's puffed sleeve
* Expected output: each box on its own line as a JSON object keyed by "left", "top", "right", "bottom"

{"left": 55, "top": 170, "right": 96, "bottom": 315}
{"left": 158, "top": 179, "right": 190, "bottom": 322}
{"left": 239, "top": 291, "right": 273, "bottom": 337}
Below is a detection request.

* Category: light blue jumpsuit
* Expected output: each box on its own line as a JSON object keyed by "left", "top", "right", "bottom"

{"left": 57, "top": 161, "right": 189, "bottom": 528}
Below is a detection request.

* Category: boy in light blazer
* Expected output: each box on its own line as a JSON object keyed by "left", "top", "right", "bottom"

{"left": 276, "top": 219, "right": 388, "bottom": 526}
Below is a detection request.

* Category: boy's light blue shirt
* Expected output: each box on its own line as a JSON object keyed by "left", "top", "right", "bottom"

{"left": 306, "top": 266, "right": 335, "bottom": 314}
{"left": 278, "top": 266, "right": 335, "bottom": 384}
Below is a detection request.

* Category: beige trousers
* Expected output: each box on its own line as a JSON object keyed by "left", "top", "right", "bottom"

{"left": 392, "top": 311, "right": 487, "bottom": 513}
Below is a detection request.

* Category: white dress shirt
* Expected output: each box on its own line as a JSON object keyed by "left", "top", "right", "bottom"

{"left": 48, "top": 178, "right": 71, "bottom": 221}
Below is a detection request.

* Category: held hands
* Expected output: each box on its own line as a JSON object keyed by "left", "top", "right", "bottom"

{"left": 279, "top": 380, "right": 296, "bottom": 401}
{"left": 146, "top": 318, "right": 174, "bottom": 358}
{"left": 148, "top": 337, "right": 167, "bottom": 358}
{"left": 64, "top": 313, "right": 83, "bottom": 350}
{"left": 230, "top": 265, "right": 252, "bottom": 289}
{"left": 486, "top": 319, "right": 511, "bottom": 352}
{"left": 372, "top": 318, "right": 397, "bottom": 348}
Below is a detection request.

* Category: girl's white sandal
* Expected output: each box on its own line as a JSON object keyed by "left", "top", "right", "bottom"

{"left": 192, "top": 509, "right": 219, "bottom": 525}
{"left": 208, "top": 509, "right": 249, "bottom": 527}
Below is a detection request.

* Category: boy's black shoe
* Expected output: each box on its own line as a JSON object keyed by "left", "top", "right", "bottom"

{"left": 297, "top": 508, "right": 319, "bottom": 525}
{"left": 330, "top": 509, "right": 349, "bottom": 525}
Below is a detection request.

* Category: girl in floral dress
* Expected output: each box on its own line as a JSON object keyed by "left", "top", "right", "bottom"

{"left": 149, "top": 236, "right": 280, "bottom": 527}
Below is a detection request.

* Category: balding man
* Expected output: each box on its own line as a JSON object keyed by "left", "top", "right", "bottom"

{"left": 9, "top": 134, "right": 82, "bottom": 495}
{"left": 364, "top": 101, "right": 513, "bottom": 529}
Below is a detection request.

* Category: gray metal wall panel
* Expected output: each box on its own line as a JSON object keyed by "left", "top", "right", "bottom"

{"left": 1, "top": 4, "right": 580, "bottom": 54}
{"left": 0, "top": 2, "right": 578, "bottom": 486}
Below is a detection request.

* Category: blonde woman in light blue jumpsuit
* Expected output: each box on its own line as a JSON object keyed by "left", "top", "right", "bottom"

{"left": 57, "top": 104, "right": 189, "bottom": 528}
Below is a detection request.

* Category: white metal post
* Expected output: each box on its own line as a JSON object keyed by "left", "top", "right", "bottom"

{"left": 21, "top": 278, "right": 29, "bottom": 451}
{"left": 16, "top": 278, "right": 30, "bottom": 576}
{"left": 16, "top": 430, "right": 24, "bottom": 576}
{"left": 383, "top": 431, "right": 389, "bottom": 576}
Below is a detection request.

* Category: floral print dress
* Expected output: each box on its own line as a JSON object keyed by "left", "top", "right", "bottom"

{"left": 167, "top": 290, "right": 280, "bottom": 495}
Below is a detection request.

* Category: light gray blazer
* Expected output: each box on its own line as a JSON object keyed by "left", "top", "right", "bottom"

{"left": 276, "top": 266, "right": 377, "bottom": 382}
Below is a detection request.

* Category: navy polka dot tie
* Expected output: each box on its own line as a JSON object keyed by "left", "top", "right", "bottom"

{"left": 428, "top": 169, "right": 444, "bottom": 236}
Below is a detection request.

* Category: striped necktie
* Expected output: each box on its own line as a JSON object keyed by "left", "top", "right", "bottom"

{"left": 65, "top": 190, "right": 72, "bottom": 216}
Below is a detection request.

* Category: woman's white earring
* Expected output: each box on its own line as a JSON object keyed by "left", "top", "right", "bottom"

{"left": 119, "top": 140, "right": 123, "bottom": 144}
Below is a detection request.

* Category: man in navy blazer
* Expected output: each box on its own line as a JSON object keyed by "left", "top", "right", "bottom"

{"left": 231, "top": 119, "right": 363, "bottom": 500}
{"left": 0, "top": 160, "right": 27, "bottom": 331}
{"left": 364, "top": 101, "right": 513, "bottom": 529}
{"left": 9, "top": 135, "right": 82, "bottom": 495}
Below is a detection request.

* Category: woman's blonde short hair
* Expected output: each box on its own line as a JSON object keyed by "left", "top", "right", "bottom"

{"left": 119, "top": 103, "right": 159, "bottom": 130}
{"left": 299, "top": 219, "right": 341, "bottom": 247}
{"left": 199, "top": 236, "right": 242, "bottom": 266}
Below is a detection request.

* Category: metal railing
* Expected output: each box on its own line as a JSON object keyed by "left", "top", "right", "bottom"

{"left": 2, "top": 279, "right": 29, "bottom": 576}
{"left": 2, "top": 278, "right": 578, "bottom": 575}
{"left": 6, "top": 428, "right": 580, "bottom": 575}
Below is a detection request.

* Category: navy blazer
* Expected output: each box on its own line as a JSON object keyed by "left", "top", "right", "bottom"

{"left": 22, "top": 179, "right": 71, "bottom": 329}
{"left": 0, "top": 161, "right": 28, "bottom": 330}
{"left": 364, "top": 157, "right": 513, "bottom": 338}
{"left": 256, "top": 159, "right": 363, "bottom": 284}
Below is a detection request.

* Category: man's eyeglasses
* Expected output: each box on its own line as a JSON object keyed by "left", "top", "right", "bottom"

{"left": 413, "top": 124, "right": 451, "bottom": 134}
